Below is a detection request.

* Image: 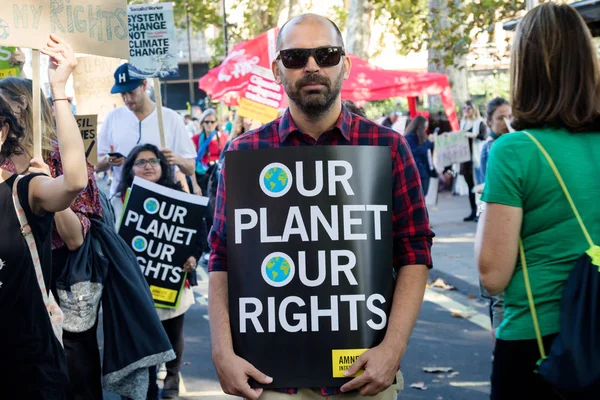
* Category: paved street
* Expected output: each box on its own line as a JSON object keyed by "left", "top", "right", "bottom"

{"left": 101, "top": 185, "right": 493, "bottom": 400}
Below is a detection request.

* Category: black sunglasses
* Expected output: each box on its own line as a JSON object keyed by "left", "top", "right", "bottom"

{"left": 276, "top": 46, "right": 345, "bottom": 69}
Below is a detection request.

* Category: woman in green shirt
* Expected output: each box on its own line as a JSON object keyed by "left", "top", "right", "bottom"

{"left": 475, "top": 3, "right": 600, "bottom": 399}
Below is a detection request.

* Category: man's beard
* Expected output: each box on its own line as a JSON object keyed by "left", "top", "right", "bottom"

{"left": 281, "top": 70, "right": 344, "bottom": 119}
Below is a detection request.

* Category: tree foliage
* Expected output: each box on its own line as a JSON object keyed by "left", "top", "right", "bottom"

{"left": 228, "top": 0, "right": 285, "bottom": 42}
{"left": 372, "top": 0, "right": 528, "bottom": 67}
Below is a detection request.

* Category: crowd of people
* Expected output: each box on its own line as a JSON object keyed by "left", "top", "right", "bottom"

{"left": 0, "top": 2, "right": 598, "bottom": 399}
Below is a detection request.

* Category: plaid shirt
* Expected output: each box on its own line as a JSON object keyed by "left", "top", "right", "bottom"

{"left": 208, "top": 106, "right": 434, "bottom": 395}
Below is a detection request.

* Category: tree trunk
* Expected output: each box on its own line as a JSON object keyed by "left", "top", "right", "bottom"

{"left": 427, "top": 0, "right": 469, "bottom": 106}
{"left": 345, "top": 0, "right": 372, "bottom": 60}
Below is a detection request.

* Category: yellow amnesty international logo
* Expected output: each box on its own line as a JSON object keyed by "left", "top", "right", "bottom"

{"left": 0, "top": 67, "right": 18, "bottom": 79}
{"left": 150, "top": 285, "right": 178, "bottom": 302}
{"left": 332, "top": 349, "right": 368, "bottom": 378}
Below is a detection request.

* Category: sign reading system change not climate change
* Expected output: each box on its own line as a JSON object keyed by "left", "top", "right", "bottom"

{"left": 119, "top": 177, "right": 207, "bottom": 308}
{"left": 127, "top": 3, "right": 178, "bottom": 78}
{"left": 226, "top": 146, "right": 394, "bottom": 388}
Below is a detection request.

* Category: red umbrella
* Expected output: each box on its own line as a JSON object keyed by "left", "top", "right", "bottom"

{"left": 342, "top": 55, "right": 459, "bottom": 131}
{"left": 198, "top": 28, "right": 279, "bottom": 106}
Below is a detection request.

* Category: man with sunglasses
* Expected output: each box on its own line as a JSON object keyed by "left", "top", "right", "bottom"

{"left": 97, "top": 63, "right": 197, "bottom": 210}
{"left": 209, "top": 14, "right": 433, "bottom": 400}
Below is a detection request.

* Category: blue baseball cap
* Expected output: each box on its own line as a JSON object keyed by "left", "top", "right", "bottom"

{"left": 110, "top": 63, "right": 144, "bottom": 94}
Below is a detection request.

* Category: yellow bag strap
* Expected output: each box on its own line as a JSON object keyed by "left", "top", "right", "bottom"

{"left": 521, "top": 131, "right": 598, "bottom": 361}
{"left": 522, "top": 131, "right": 594, "bottom": 248}
{"left": 519, "top": 239, "right": 547, "bottom": 359}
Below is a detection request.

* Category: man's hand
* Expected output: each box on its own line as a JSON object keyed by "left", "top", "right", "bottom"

{"left": 107, "top": 155, "right": 125, "bottom": 167}
{"left": 339, "top": 342, "right": 403, "bottom": 396}
{"left": 107, "top": 144, "right": 125, "bottom": 167}
{"left": 183, "top": 256, "right": 197, "bottom": 273}
{"left": 213, "top": 351, "right": 273, "bottom": 400}
{"left": 162, "top": 148, "right": 183, "bottom": 167}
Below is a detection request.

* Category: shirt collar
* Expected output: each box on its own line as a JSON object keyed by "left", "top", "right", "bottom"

{"left": 278, "top": 105, "right": 353, "bottom": 143}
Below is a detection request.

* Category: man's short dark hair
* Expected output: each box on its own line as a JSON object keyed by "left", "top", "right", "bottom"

{"left": 184, "top": 114, "right": 191, "bottom": 119}
{"left": 276, "top": 14, "right": 345, "bottom": 52}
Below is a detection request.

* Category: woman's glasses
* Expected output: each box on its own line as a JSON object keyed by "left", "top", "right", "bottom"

{"left": 276, "top": 46, "right": 345, "bottom": 69}
{"left": 202, "top": 120, "right": 217, "bottom": 125}
{"left": 133, "top": 158, "right": 160, "bottom": 167}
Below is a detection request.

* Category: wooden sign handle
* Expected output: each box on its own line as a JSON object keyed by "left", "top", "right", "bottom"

{"left": 32, "top": 49, "right": 42, "bottom": 159}
{"left": 153, "top": 78, "right": 166, "bottom": 149}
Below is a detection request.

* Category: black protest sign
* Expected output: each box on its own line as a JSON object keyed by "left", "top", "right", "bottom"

{"left": 226, "top": 146, "right": 394, "bottom": 389}
{"left": 119, "top": 177, "right": 207, "bottom": 308}
{"left": 75, "top": 115, "right": 98, "bottom": 165}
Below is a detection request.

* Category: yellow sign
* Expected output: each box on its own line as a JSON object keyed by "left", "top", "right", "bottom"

{"left": 0, "top": 67, "right": 18, "bottom": 79}
{"left": 238, "top": 97, "right": 279, "bottom": 124}
{"left": 0, "top": 0, "right": 129, "bottom": 59}
{"left": 150, "top": 285, "right": 178, "bottom": 303}
{"left": 75, "top": 114, "right": 98, "bottom": 165}
{"left": 331, "top": 349, "right": 368, "bottom": 378}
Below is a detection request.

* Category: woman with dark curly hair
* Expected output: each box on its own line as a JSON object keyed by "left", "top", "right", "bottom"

{"left": 0, "top": 75, "right": 104, "bottom": 400}
{"left": 119, "top": 143, "right": 206, "bottom": 399}
{"left": 0, "top": 35, "right": 88, "bottom": 399}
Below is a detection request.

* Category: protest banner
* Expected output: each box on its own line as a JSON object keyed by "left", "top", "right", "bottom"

{"left": 73, "top": 56, "right": 124, "bottom": 125}
{"left": 0, "top": 0, "right": 129, "bottom": 59}
{"left": 119, "top": 177, "right": 208, "bottom": 308}
{"left": 127, "top": 3, "right": 178, "bottom": 79}
{"left": 127, "top": 3, "right": 177, "bottom": 148}
{"left": 226, "top": 146, "right": 395, "bottom": 388}
{"left": 237, "top": 66, "right": 285, "bottom": 124}
{"left": 0, "top": 46, "right": 19, "bottom": 78}
{"left": 75, "top": 114, "right": 98, "bottom": 165}
{"left": 433, "top": 131, "right": 471, "bottom": 168}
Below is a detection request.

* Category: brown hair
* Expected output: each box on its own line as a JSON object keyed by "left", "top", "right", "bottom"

{"left": 405, "top": 115, "right": 429, "bottom": 145}
{"left": 510, "top": 3, "right": 600, "bottom": 132}
{"left": 0, "top": 77, "right": 57, "bottom": 160}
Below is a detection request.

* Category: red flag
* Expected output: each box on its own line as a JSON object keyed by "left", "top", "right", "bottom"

{"left": 199, "top": 28, "right": 279, "bottom": 106}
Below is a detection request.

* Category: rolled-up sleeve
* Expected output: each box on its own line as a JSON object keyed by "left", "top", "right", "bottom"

{"left": 208, "top": 152, "right": 228, "bottom": 272}
{"left": 392, "top": 135, "right": 434, "bottom": 269}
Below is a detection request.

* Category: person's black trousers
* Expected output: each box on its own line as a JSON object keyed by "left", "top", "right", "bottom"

{"left": 162, "top": 314, "right": 185, "bottom": 380}
{"left": 63, "top": 320, "right": 103, "bottom": 400}
{"left": 462, "top": 161, "right": 477, "bottom": 215}
{"left": 492, "top": 334, "right": 599, "bottom": 399}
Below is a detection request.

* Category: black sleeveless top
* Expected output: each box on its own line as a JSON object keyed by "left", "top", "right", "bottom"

{"left": 0, "top": 174, "right": 69, "bottom": 398}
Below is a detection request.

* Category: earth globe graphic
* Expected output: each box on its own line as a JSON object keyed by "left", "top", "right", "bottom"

{"left": 263, "top": 167, "right": 289, "bottom": 194}
{"left": 265, "top": 256, "right": 291, "bottom": 284}
{"left": 144, "top": 198, "right": 159, "bottom": 213}
{"left": 133, "top": 236, "right": 147, "bottom": 252}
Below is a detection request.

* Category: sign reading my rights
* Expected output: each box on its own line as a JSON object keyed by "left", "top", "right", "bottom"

{"left": 226, "top": 146, "right": 395, "bottom": 389}
{"left": 119, "top": 177, "right": 207, "bottom": 308}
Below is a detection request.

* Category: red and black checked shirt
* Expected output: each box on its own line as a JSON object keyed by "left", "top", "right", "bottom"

{"left": 208, "top": 106, "right": 434, "bottom": 395}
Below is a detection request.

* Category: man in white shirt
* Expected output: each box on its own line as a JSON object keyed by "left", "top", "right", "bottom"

{"left": 98, "top": 63, "right": 197, "bottom": 202}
